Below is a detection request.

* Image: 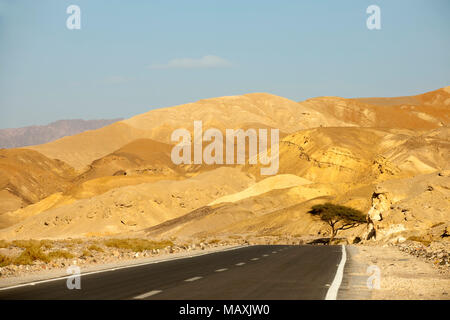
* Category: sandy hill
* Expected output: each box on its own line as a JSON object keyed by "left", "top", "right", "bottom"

{"left": 75, "top": 138, "right": 179, "bottom": 182}
{"left": 303, "top": 86, "right": 450, "bottom": 129}
{"left": 142, "top": 176, "right": 339, "bottom": 240}
{"left": 0, "top": 149, "right": 76, "bottom": 219}
{"left": 0, "top": 138, "right": 182, "bottom": 219}
{"left": 0, "top": 167, "right": 255, "bottom": 239}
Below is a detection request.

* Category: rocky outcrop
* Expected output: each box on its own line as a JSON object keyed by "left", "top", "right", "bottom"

{"left": 364, "top": 171, "right": 450, "bottom": 242}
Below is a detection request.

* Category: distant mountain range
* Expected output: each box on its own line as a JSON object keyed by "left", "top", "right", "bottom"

{"left": 0, "top": 118, "right": 123, "bottom": 149}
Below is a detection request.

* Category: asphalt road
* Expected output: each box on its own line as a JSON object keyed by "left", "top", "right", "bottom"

{"left": 0, "top": 245, "right": 343, "bottom": 300}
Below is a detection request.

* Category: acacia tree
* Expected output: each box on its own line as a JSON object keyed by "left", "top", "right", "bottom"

{"left": 307, "top": 203, "right": 367, "bottom": 244}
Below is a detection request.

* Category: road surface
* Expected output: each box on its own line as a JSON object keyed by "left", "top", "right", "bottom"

{"left": 0, "top": 245, "right": 344, "bottom": 300}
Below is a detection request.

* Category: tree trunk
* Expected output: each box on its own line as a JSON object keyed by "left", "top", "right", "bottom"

{"left": 329, "top": 229, "right": 336, "bottom": 245}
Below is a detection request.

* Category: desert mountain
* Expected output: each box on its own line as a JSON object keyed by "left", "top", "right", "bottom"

{"left": 25, "top": 93, "right": 343, "bottom": 171}
{"left": 26, "top": 88, "right": 449, "bottom": 172}
{"left": 0, "top": 87, "right": 448, "bottom": 241}
{"left": 0, "top": 118, "right": 122, "bottom": 149}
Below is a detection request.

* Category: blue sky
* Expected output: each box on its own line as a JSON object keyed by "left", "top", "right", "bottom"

{"left": 0, "top": 0, "right": 449, "bottom": 129}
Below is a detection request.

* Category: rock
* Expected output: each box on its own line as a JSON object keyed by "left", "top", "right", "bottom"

{"left": 353, "top": 236, "right": 362, "bottom": 244}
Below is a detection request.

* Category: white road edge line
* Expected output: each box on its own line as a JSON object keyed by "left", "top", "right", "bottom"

{"left": 325, "top": 245, "right": 347, "bottom": 300}
{"left": 133, "top": 290, "right": 162, "bottom": 299}
{"left": 185, "top": 276, "right": 202, "bottom": 282}
{"left": 0, "top": 245, "right": 247, "bottom": 291}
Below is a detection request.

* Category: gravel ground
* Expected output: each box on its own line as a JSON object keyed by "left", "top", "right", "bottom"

{"left": 351, "top": 242, "right": 449, "bottom": 300}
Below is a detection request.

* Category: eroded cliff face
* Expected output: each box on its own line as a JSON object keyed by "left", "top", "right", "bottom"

{"left": 365, "top": 171, "right": 450, "bottom": 243}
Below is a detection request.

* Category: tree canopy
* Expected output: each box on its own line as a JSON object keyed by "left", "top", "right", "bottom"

{"left": 308, "top": 203, "right": 367, "bottom": 244}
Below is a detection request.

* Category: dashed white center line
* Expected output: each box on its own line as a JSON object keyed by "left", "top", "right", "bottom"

{"left": 251, "top": 258, "right": 259, "bottom": 261}
{"left": 133, "top": 290, "right": 162, "bottom": 299}
{"left": 262, "top": 254, "right": 269, "bottom": 257}
{"left": 215, "top": 268, "right": 228, "bottom": 272}
{"left": 236, "top": 262, "right": 245, "bottom": 266}
{"left": 272, "top": 251, "right": 277, "bottom": 254}
{"left": 184, "top": 276, "right": 203, "bottom": 282}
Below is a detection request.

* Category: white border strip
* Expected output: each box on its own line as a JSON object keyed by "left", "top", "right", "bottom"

{"left": 325, "top": 245, "right": 346, "bottom": 300}
{"left": 0, "top": 245, "right": 246, "bottom": 292}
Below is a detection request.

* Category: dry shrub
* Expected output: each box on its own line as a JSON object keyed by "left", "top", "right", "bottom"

{"left": 40, "top": 240, "right": 54, "bottom": 249}
{"left": 13, "top": 246, "right": 50, "bottom": 265}
{"left": 88, "top": 244, "right": 104, "bottom": 252}
{"left": 47, "top": 250, "right": 75, "bottom": 260}
{"left": 11, "top": 240, "right": 42, "bottom": 249}
{"left": 0, "top": 254, "right": 13, "bottom": 267}
{"left": 103, "top": 238, "right": 173, "bottom": 252}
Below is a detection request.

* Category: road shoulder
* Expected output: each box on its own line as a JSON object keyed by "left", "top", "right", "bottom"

{"left": 342, "top": 244, "right": 449, "bottom": 300}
